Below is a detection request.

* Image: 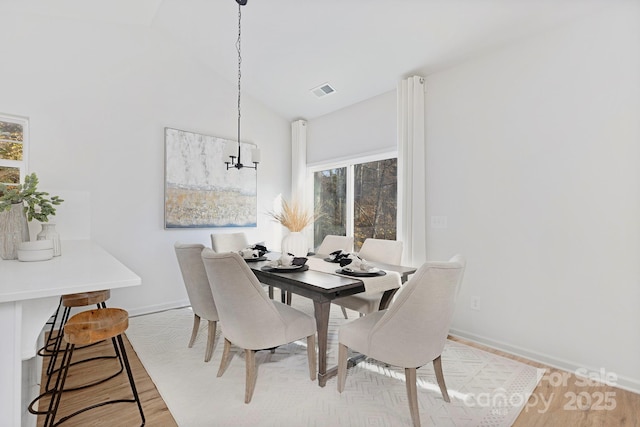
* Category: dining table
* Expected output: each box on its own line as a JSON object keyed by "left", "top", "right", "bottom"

{"left": 249, "top": 253, "right": 416, "bottom": 387}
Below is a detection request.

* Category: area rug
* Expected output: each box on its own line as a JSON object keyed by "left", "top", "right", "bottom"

{"left": 126, "top": 300, "right": 544, "bottom": 427}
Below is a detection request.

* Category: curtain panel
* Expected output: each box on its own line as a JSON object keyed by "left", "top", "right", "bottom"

{"left": 397, "top": 76, "right": 427, "bottom": 266}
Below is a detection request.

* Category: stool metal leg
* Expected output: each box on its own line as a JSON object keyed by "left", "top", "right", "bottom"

{"left": 37, "top": 298, "right": 63, "bottom": 357}
{"left": 40, "top": 334, "right": 145, "bottom": 427}
{"left": 117, "top": 334, "right": 146, "bottom": 426}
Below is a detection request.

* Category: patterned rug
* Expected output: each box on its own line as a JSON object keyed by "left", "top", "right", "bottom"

{"left": 126, "top": 300, "right": 543, "bottom": 427}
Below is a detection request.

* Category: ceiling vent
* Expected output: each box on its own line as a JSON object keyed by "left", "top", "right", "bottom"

{"left": 310, "top": 83, "right": 336, "bottom": 98}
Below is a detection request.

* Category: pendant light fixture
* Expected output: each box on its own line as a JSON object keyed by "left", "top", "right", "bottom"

{"left": 225, "top": 0, "right": 259, "bottom": 171}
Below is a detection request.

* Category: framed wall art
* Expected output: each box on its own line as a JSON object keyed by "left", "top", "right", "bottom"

{"left": 164, "top": 127, "right": 257, "bottom": 228}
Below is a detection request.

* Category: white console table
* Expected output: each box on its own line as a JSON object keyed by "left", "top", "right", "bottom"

{"left": 0, "top": 240, "right": 141, "bottom": 427}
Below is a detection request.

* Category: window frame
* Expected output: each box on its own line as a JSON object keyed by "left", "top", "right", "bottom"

{"left": 307, "top": 150, "right": 398, "bottom": 248}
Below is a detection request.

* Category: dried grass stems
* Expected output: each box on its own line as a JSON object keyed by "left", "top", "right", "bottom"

{"left": 267, "top": 198, "right": 319, "bottom": 232}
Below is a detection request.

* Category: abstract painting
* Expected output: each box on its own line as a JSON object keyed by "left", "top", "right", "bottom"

{"left": 164, "top": 127, "right": 257, "bottom": 228}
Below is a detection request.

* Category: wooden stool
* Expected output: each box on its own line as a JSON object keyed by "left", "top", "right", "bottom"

{"left": 38, "top": 308, "right": 145, "bottom": 427}
{"left": 44, "top": 290, "right": 114, "bottom": 379}
{"left": 39, "top": 291, "right": 111, "bottom": 358}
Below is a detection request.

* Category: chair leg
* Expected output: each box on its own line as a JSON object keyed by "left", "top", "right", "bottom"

{"left": 405, "top": 367, "right": 421, "bottom": 427}
{"left": 433, "top": 355, "right": 450, "bottom": 402}
{"left": 337, "top": 343, "right": 348, "bottom": 392}
{"left": 217, "top": 338, "right": 233, "bottom": 377}
{"left": 188, "top": 314, "right": 201, "bottom": 348}
{"left": 306, "top": 334, "right": 316, "bottom": 380}
{"left": 204, "top": 320, "right": 216, "bottom": 362}
{"left": 244, "top": 349, "right": 257, "bottom": 404}
{"left": 341, "top": 307, "right": 348, "bottom": 319}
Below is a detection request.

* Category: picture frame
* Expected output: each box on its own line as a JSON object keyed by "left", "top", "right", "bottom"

{"left": 164, "top": 127, "right": 257, "bottom": 228}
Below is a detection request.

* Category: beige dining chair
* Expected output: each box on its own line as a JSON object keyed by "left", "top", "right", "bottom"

{"left": 337, "top": 255, "right": 466, "bottom": 427}
{"left": 174, "top": 242, "right": 219, "bottom": 362}
{"left": 333, "top": 238, "right": 403, "bottom": 318}
{"left": 211, "top": 232, "right": 249, "bottom": 253}
{"left": 315, "top": 234, "right": 354, "bottom": 255}
{"left": 200, "top": 249, "right": 317, "bottom": 403}
{"left": 211, "top": 232, "right": 277, "bottom": 299}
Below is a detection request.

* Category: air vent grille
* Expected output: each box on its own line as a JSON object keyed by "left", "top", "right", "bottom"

{"left": 311, "top": 83, "right": 336, "bottom": 98}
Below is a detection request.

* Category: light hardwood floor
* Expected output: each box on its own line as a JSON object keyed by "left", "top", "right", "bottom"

{"left": 36, "top": 334, "right": 639, "bottom": 426}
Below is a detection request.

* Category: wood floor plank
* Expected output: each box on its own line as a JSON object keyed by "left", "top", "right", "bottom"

{"left": 448, "top": 336, "right": 640, "bottom": 427}
{"left": 35, "top": 334, "right": 177, "bottom": 427}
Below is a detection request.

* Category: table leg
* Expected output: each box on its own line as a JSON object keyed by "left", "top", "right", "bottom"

{"left": 312, "top": 300, "right": 331, "bottom": 387}
{"left": 379, "top": 288, "right": 400, "bottom": 310}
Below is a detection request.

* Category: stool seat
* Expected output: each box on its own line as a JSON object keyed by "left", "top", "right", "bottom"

{"left": 64, "top": 308, "right": 128, "bottom": 346}
{"left": 62, "top": 290, "right": 111, "bottom": 307}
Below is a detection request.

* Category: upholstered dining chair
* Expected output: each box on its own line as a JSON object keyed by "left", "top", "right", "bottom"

{"left": 211, "top": 232, "right": 277, "bottom": 299}
{"left": 211, "top": 232, "right": 249, "bottom": 253}
{"left": 315, "top": 234, "right": 354, "bottom": 255}
{"left": 200, "top": 249, "right": 317, "bottom": 403}
{"left": 337, "top": 255, "right": 466, "bottom": 427}
{"left": 174, "top": 242, "right": 219, "bottom": 362}
{"left": 333, "top": 238, "right": 403, "bottom": 318}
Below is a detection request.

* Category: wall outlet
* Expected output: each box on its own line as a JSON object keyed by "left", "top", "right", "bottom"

{"left": 470, "top": 296, "right": 481, "bottom": 311}
{"left": 430, "top": 216, "right": 448, "bottom": 229}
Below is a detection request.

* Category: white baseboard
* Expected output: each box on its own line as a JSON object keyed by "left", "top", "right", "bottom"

{"left": 449, "top": 327, "right": 640, "bottom": 395}
{"left": 127, "top": 299, "right": 190, "bottom": 318}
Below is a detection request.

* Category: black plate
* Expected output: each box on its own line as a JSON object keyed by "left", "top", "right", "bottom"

{"left": 323, "top": 257, "right": 341, "bottom": 263}
{"left": 244, "top": 256, "right": 267, "bottom": 262}
{"left": 336, "top": 268, "right": 386, "bottom": 277}
{"left": 261, "top": 265, "right": 309, "bottom": 273}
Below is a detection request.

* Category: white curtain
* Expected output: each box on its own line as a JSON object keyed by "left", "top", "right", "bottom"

{"left": 290, "top": 119, "right": 313, "bottom": 250}
{"left": 291, "top": 119, "right": 307, "bottom": 200}
{"left": 397, "top": 76, "right": 426, "bottom": 267}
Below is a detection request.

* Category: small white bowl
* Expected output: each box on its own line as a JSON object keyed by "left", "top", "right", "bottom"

{"left": 17, "top": 249, "right": 54, "bottom": 262}
{"left": 18, "top": 240, "right": 54, "bottom": 251}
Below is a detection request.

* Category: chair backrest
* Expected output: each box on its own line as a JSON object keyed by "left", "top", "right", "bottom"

{"left": 174, "top": 242, "right": 218, "bottom": 321}
{"left": 316, "top": 235, "right": 354, "bottom": 255}
{"left": 358, "top": 238, "right": 403, "bottom": 265}
{"left": 210, "top": 232, "right": 249, "bottom": 253}
{"left": 367, "top": 255, "right": 466, "bottom": 368}
{"left": 200, "top": 249, "right": 288, "bottom": 349}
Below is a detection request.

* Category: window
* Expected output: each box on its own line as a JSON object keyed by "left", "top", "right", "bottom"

{"left": 312, "top": 155, "right": 397, "bottom": 251}
{"left": 0, "top": 114, "right": 28, "bottom": 185}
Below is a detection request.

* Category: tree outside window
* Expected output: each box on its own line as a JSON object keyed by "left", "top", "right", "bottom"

{"left": 313, "top": 157, "right": 397, "bottom": 251}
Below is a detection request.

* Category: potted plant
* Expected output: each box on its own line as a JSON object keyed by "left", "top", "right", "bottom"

{"left": 0, "top": 173, "right": 64, "bottom": 259}
{"left": 267, "top": 197, "right": 318, "bottom": 256}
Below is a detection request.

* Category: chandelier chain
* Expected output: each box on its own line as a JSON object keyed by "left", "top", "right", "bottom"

{"left": 236, "top": 3, "right": 242, "bottom": 150}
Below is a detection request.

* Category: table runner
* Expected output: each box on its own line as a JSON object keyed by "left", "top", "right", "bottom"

{"left": 306, "top": 256, "right": 401, "bottom": 294}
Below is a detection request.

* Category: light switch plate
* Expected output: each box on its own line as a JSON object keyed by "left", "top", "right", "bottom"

{"left": 430, "top": 216, "right": 448, "bottom": 229}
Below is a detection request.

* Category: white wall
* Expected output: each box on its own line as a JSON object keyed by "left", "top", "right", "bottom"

{"left": 308, "top": 3, "right": 640, "bottom": 391}
{"left": 429, "top": 2, "right": 640, "bottom": 391}
{"left": 0, "top": 11, "right": 291, "bottom": 314}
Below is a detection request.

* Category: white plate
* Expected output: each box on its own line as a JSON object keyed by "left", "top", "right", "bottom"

{"left": 272, "top": 264, "right": 304, "bottom": 270}
{"left": 343, "top": 267, "right": 380, "bottom": 273}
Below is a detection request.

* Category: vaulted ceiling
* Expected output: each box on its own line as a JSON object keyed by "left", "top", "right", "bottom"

{"left": 10, "top": 0, "right": 613, "bottom": 120}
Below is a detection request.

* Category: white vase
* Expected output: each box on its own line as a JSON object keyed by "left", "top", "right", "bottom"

{"left": 37, "top": 223, "right": 61, "bottom": 256}
{"left": 0, "top": 203, "right": 30, "bottom": 260}
{"left": 281, "top": 231, "right": 308, "bottom": 257}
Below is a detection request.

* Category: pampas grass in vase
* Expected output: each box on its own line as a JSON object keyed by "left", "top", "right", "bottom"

{"left": 268, "top": 198, "right": 316, "bottom": 256}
